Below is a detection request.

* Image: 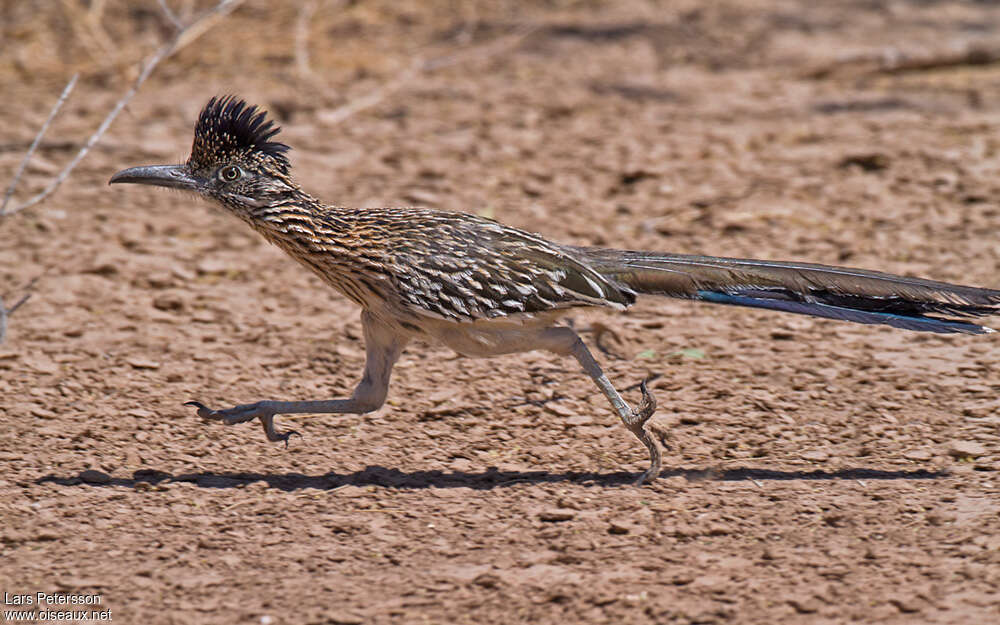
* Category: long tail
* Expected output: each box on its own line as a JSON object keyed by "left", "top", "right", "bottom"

{"left": 576, "top": 248, "right": 1000, "bottom": 335}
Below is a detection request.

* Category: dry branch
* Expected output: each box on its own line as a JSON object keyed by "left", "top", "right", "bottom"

{"left": 1, "top": 0, "right": 246, "bottom": 342}
{"left": 158, "top": 0, "right": 184, "bottom": 30}
{"left": 424, "top": 23, "right": 538, "bottom": 72}
{"left": 0, "top": 0, "right": 245, "bottom": 219}
{"left": 294, "top": 0, "right": 324, "bottom": 78}
{"left": 59, "top": 0, "right": 116, "bottom": 68}
{"left": 319, "top": 23, "right": 538, "bottom": 127}
{"left": 0, "top": 279, "right": 36, "bottom": 344}
{"left": 0, "top": 297, "right": 7, "bottom": 345}
{"left": 875, "top": 44, "right": 1000, "bottom": 74}
{"left": 0, "top": 74, "right": 78, "bottom": 216}
{"left": 806, "top": 42, "right": 1000, "bottom": 80}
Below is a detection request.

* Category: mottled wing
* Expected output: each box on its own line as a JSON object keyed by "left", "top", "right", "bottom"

{"left": 368, "top": 211, "right": 635, "bottom": 321}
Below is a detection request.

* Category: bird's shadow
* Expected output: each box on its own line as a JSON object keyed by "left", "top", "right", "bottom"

{"left": 37, "top": 465, "right": 947, "bottom": 492}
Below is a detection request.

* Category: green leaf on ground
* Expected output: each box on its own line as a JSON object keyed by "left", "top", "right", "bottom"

{"left": 670, "top": 348, "right": 705, "bottom": 359}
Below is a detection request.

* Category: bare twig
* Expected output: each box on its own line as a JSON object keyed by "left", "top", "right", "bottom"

{"left": 83, "top": 0, "right": 115, "bottom": 60}
{"left": 0, "top": 278, "right": 37, "bottom": 344}
{"left": 875, "top": 44, "right": 1000, "bottom": 74}
{"left": 319, "top": 24, "right": 538, "bottom": 127}
{"left": 172, "top": 0, "right": 245, "bottom": 54}
{"left": 805, "top": 42, "right": 1000, "bottom": 80}
{"left": 0, "top": 74, "right": 79, "bottom": 216}
{"left": 59, "top": 0, "right": 115, "bottom": 67}
{"left": 295, "top": 0, "right": 324, "bottom": 78}
{"left": 158, "top": 0, "right": 184, "bottom": 30}
{"left": 0, "top": 0, "right": 245, "bottom": 219}
{"left": 87, "top": 0, "right": 107, "bottom": 23}
{"left": 319, "top": 60, "right": 424, "bottom": 126}
{"left": 6, "top": 292, "right": 31, "bottom": 317}
{"left": 424, "top": 23, "right": 538, "bottom": 72}
{"left": 1, "top": 0, "right": 244, "bottom": 345}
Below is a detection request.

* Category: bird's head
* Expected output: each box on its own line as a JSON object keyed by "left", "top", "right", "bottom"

{"left": 110, "top": 96, "right": 295, "bottom": 212}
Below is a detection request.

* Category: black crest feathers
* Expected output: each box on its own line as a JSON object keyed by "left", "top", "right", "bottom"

{"left": 190, "top": 96, "right": 290, "bottom": 173}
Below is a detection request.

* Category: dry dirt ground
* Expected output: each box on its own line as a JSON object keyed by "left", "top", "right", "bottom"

{"left": 3, "top": 1, "right": 1000, "bottom": 623}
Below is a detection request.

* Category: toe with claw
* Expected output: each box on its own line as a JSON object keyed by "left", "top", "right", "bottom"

{"left": 259, "top": 414, "right": 301, "bottom": 448}
{"left": 629, "top": 379, "right": 661, "bottom": 486}
{"left": 184, "top": 400, "right": 301, "bottom": 448}
{"left": 185, "top": 400, "right": 261, "bottom": 425}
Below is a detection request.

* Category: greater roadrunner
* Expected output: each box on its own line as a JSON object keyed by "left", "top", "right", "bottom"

{"left": 111, "top": 96, "right": 1000, "bottom": 484}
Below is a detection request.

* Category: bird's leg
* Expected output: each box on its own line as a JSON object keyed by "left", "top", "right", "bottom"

{"left": 539, "top": 327, "right": 660, "bottom": 485}
{"left": 187, "top": 311, "right": 408, "bottom": 446}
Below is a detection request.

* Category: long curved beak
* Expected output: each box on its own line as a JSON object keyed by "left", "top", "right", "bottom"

{"left": 109, "top": 164, "right": 201, "bottom": 191}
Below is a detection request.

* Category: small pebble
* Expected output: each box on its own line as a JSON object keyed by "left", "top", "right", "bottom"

{"left": 948, "top": 441, "right": 988, "bottom": 458}
{"left": 801, "top": 450, "right": 829, "bottom": 462}
{"left": 538, "top": 509, "right": 575, "bottom": 522}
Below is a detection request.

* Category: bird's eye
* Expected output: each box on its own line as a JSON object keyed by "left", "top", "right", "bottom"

{"left": 219, "top": 165, "right": 243, "bottom": 182}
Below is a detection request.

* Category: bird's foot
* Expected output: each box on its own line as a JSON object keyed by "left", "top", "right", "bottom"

{"left": 260, "top": 418, "right": 301, "bottom": 448}
{"left": 622, "top": 379, "right": 656, "bottom": 429}
{"left": 184, "top": 400, "right": 301, "bottom": 448}
{"left": 625, "top": 379, "right": 660, "bottom": 486}
{"left": 185, "top": 400, "right": 266, "bottom": 425}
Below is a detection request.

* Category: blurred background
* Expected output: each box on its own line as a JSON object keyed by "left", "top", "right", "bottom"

{"left": 4, "top": 1, "right": 1000, "bottom": 275}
